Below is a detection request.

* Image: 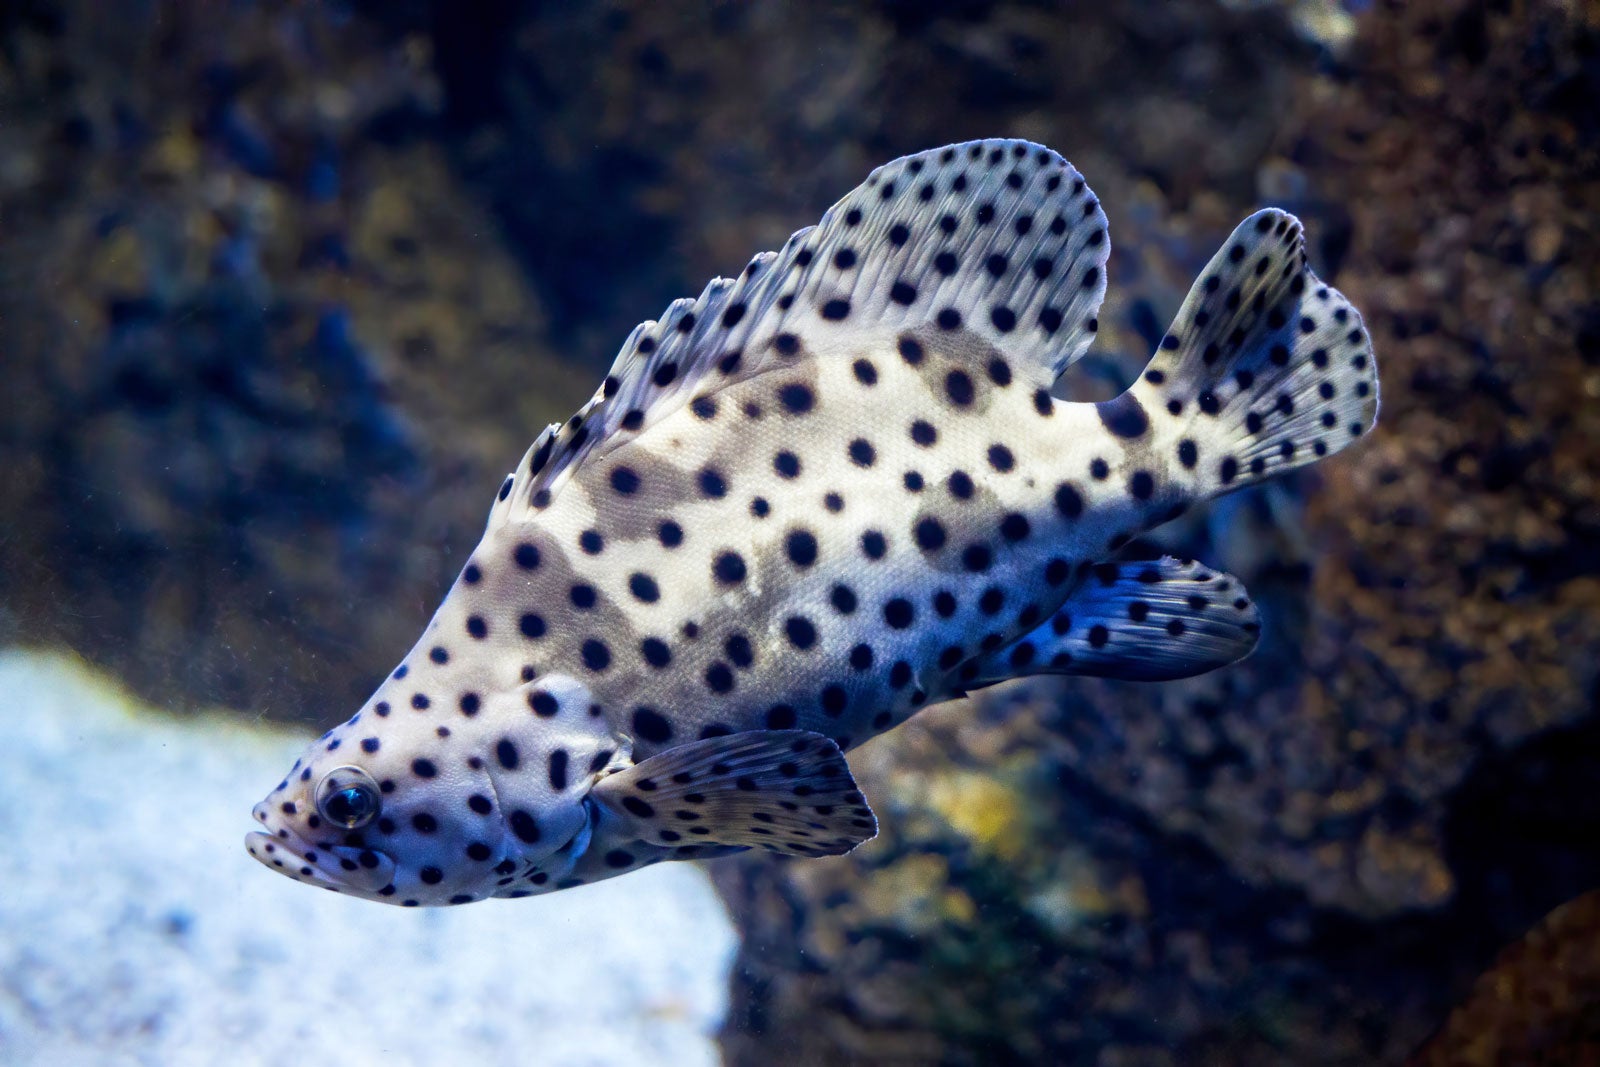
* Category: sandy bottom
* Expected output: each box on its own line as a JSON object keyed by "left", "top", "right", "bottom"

{"left": 0, "top": 650, "right": 737, "bottom": 1066}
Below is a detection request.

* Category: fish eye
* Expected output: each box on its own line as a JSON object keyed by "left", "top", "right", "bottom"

{"left": 314, "top": 765, "right": 382, "bottom": 830}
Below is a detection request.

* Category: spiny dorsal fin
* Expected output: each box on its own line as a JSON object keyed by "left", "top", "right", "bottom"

{"left": 967, "top": 557, "right": 1262, "bottom": 685}
{"left": 486, "top": 424, "right": 556, "bottom": 531}
{"left": 501, "top": 139, "right": 1110, "bottom": 521}
{"left": 589, "top": 730, "right": 877, "bottom": 858}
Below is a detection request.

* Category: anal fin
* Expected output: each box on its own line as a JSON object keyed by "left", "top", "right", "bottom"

{"left": 590, "top": 731, "right": 878, "bottom": 858}
{"left": 970, "top": 557, "right": 1261, "bottom": 685}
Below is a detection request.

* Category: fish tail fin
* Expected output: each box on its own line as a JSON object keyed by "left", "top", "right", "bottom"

{"left": 1122, "top": 209, "right": 1379, "bottom": 499}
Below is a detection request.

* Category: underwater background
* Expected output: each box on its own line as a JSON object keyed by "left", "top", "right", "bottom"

{"left": 2, "top": 0, "right": 1597, "bottom": 1064}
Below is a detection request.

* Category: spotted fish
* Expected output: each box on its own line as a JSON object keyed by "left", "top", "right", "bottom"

{"left": 247, "top": 139, "right": 1378, "bottom": 906}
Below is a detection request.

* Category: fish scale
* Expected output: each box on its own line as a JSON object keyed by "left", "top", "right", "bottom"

{"left": 552, "top": 338, "right": 1088, "bottom": 751}
{"left": 247, "top": 138, "right": 1378, "bottom": 907}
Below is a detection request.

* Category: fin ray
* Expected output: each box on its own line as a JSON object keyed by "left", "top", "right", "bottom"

{"left": 501, "top": 139, "right": 1111, "bottom": 520}
{"left": 783, "top": 139, "right": 1109, "bottom": 385}
{"left": 590, "top": 731, "right": 877, "bottom": 858}
{"left": 969, "top": 558, "right": 1261, "bottom": 685}
{"left": 1131, "top": 209, "right": 1380, "bottom": 494}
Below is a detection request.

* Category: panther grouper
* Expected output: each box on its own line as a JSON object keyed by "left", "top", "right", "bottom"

{"left": 247, "top": 139, "right": 1378, "bottom": 906}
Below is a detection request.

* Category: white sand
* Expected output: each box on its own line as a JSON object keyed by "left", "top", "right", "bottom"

{"left": 0, "top": 650, "right": 737, "bottom": 1067}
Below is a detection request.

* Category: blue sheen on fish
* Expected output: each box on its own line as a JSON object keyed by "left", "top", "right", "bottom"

{"left": 246, "top": 139, "right": 1379, "bottom": 906}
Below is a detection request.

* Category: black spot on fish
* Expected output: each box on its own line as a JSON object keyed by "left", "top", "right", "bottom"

{"left": 1055, "top": 483, "right": 1084, "bottom": 519}
{"left": 945, "top": 370, "right": 975, "bottom": 407}
{"left": 1098, "top": 393, "right": 1149, "bottom": 438}
{"left": 713, "top": 551, "right": 747, "bottom": 585}
{"left": 509, "top": 810, "right": 541, "bottom": 844}
{"left": 632, "top": 707, "right": 674, "bottom": 744}
{"left": 785, "top": 616, "right": 818, "bottom": 650}
{"left": 641, "top": 637, "right": 671, "bottom": 668}
{"left": 778, "top": 383, "right": 814, "bottom": 414}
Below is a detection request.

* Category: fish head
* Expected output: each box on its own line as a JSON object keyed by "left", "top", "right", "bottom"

{"left": 247, "top": 667, "right": 627, "bottom": 906}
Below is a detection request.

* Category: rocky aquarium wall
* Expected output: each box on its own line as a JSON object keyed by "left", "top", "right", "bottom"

{"left": 1, "top": 1, "right": 1596, "bottom": 1063}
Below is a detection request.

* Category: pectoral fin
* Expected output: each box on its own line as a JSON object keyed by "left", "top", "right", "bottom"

{"left": 589, "top": 730, "right": 877, "bottom": 857}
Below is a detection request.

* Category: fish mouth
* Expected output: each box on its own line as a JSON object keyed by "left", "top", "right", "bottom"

{"left": 245, "top": 828, "right": 396, "bottom": 897}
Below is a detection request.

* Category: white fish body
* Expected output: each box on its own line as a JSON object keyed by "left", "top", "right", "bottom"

{"left": 247, "top": 140, "right": 1378, "bottom": 906}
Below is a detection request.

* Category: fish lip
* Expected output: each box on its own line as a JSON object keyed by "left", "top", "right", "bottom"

{"left": 245, "top": 827, "right": 396, "bottom": 896}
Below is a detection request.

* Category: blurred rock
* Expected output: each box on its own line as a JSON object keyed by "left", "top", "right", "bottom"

{"left": 716, "top": 694, "right": 1443, "bottom": 1066}
{"left": 1410, "top": 889, "right": 1600, "bottom": 1066}
{"left": 371, "top": 0, "right": 1306, "bottom": 353}
{"left": 0, "top": 1, "right": 592, "bottom": 720}
{"left": 1214, "top": 0, "right": 1600, "bottom": 922}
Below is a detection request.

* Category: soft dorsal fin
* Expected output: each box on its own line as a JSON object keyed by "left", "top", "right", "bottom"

{"left": 770, "top": 139, "right": 1109, "bottom": 383}
{"left": 500, "top": 139, "right": 1111, "bottom": 521}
